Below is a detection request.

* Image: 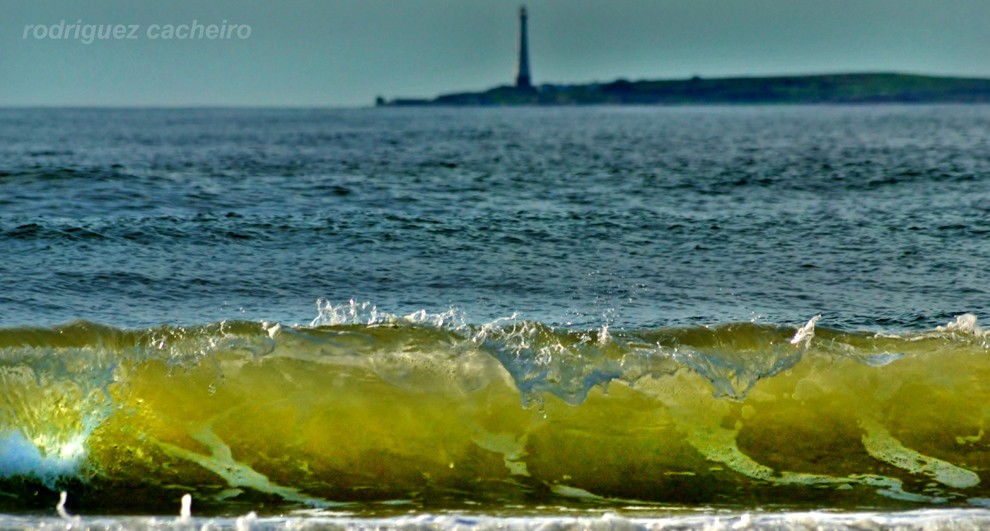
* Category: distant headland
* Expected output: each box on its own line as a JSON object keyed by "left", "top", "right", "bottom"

{"left": 379, "top": 7, "right": 990, "bottom": 107}
{"left": 379, "top": 72, "right": 990, "bottom": 107}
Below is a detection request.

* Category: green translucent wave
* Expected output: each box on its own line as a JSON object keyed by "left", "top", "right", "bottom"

{"left": 0, "top": 315, "right": 988, "bottom": 513}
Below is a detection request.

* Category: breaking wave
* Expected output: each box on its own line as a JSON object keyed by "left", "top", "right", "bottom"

{"left": 1, "top": 304, "right": 990, "bottom": 513}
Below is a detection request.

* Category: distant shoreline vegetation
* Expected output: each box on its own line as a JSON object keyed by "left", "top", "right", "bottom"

{"left": 378, "top": 73, "right": 990, "bottom": 106}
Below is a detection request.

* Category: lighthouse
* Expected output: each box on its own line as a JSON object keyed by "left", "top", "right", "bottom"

{"left": 515, "top": 6, "right": 532, "bottom": 90}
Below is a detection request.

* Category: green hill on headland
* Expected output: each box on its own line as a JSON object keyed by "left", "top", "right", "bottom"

{"left": 381, "top": 73, "right": 990, "bottom": 106}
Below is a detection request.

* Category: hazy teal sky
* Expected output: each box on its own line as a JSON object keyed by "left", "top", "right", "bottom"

{"left": 3, "top": 0, "right": 990, "bottom": 107}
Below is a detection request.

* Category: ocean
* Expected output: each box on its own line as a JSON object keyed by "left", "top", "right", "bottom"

{"left": 1, "top": 105, "right": 990, "bottom": 529}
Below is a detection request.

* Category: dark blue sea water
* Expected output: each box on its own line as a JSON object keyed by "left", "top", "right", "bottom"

{"left": 3, "top": 105, "right": 989, "bottom": 330}
{"left": 3, "top": 106, "right": 990, "bottom": 527}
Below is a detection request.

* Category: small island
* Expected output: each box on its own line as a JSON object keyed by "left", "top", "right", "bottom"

{"left": 380, "top": 8, "right": 990, "bottom": 107}
{"left": 380, "top": 72, "right": 990, "bottom": 106}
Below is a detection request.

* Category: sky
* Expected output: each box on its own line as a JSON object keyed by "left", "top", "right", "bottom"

{"left": 2, "top": 0, "right": 990, "bottom": 107}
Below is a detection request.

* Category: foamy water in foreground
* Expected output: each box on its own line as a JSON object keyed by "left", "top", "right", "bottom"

{"left": 16, "top": 493, "right": 990, "bottom": 531}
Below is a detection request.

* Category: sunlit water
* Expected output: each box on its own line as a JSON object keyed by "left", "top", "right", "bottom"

{"left": 1, "top": 105, "right": 990, "bottom": 528}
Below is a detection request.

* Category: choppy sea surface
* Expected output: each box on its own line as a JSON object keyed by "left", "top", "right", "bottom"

{"left": 1, "top": 105, "right": 990, "bottom": 529}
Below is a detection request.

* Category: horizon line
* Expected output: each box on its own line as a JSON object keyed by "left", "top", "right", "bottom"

{"left": 6, "top": 70, "right": 990, "bottom": 109}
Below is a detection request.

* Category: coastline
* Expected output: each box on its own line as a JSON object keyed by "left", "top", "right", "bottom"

{"left": 379, "top": 72, "right": 990, "bottom": 106}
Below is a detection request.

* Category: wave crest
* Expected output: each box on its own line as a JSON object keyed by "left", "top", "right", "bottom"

{"left": 1, "top": 313, "right": 989, "bottom": 512}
